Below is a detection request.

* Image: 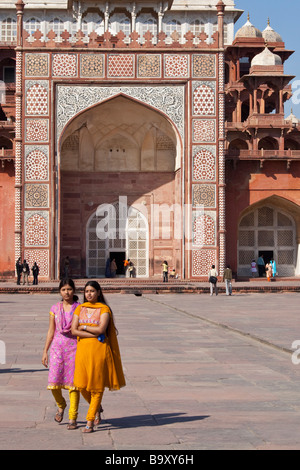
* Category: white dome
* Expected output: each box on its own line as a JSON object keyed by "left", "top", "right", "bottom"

{"left": 251, "top": 47, "right": 282, "bottom": 67}
{"left": 285, "top": 110, "right": 299, "bottom": 125}
{"left": 262, "top": 20, "right": 283, "bottom": 43}
{"left": 235, "top": 15, "right": 262, "bottom": 39}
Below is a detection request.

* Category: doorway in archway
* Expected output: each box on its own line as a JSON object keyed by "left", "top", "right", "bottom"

{"left": 110, "top": 251, "right": 125, "bottom": 275}
{"left": 259, "top": 250, "right": 273, "bottom": 265}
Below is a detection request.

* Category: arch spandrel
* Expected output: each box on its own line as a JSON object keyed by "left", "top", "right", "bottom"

{"left": 56, "top": 85, "right": 185, "bottom": 155}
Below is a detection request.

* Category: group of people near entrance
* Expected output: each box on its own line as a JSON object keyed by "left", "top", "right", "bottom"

{"left": 252, "top": 255, "right": 277, "bottom": 281}
{"left": 42, "top": 279, "right": 125, "bottom": 433}
{"left": 16, "top": 258, "right": 39, "bottom": 285}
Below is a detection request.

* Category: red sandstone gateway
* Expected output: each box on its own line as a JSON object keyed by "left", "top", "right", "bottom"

{"left": 0, "top": 0, "right": 299, "bottom": 281}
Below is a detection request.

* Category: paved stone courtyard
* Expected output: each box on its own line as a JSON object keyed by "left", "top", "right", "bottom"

{"left": 1, "top": 291, "right": 300, "bottom": 450}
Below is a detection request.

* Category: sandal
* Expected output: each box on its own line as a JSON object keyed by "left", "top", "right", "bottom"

{"left": 54, "top": 409, "right": 64, "bottom": 423}
{"left": 82, "top": 425, "right": 94, "bottom": 433}
{"left": 67, "top": 421, "right": 78, "bottom": 430}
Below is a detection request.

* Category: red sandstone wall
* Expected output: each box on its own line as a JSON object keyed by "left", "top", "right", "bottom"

{"left": 0, "top": 162, "right": 15, "bottom": 277}
{"left": 225, "top": 160, "right": 300, "bottom": 275}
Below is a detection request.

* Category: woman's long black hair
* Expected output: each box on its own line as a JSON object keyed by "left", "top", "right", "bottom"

{"left": 59, "top": 278, "right": 79, "bottom": 302}
{"left": 83, "top": 280, "right": 118, "bottom": 334}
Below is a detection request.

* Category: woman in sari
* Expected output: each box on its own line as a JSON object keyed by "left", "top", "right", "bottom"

{"left": 42, "top": 279, "right": 80, "bottom": 429}
{"left": 71, "top": 280, "right": 126, "bottom": 433}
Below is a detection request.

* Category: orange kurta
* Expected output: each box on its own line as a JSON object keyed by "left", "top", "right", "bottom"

{"left": 73, "top": 302, "right": 126, "bottom": 393}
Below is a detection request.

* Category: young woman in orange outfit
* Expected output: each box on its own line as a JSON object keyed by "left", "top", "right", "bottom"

{"left": 71, "top": 280, "right": 125, "bottom": 433}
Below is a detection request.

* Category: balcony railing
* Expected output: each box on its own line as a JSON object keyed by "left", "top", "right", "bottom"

{"left": 17, "top": 28, "right": 220, "bottom": 49}
{"left": 226, "top": 149, "right": 300, "bottom": 160}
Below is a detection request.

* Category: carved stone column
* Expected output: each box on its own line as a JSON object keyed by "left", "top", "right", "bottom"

{"left": 15, "top": 0, "right": 24, "bottom": 268}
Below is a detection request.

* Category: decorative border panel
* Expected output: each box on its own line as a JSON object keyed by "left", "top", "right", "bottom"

{"left": 24, "top": 145, "right": 49, "bottom": 181}
{"left": 25, "top": 53, "right": 50, "bottom": 77}
{"left": 192, "top": 249, "right": 217, "bottom": 277}
{"left": 24, "top": 249, "right": 49, "bottom": 277}
{"left": 80, "top": 54, "right": 104, "bottom": 78}
{"left": 192, "top": 54, "right": 216, "bottom": 78}
{"left": 25, "top": 118, "right": 49, "bottom": 143}
{"left": 25, "top": 80, "right": 49, "bottom": 116}
{"left": 137, "top": 54, "right": 161, "bottom": 78}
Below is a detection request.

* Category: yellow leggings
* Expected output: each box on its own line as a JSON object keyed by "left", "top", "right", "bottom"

{"left": 51, "top": 388, "right": 80, "bottom": 421}
{"left": 80, "top": 389, "right": 104, "bottom": 422}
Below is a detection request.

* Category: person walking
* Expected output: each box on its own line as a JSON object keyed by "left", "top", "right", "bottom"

{"left": 42, "top": 279, "right": 81, "bottom": 430}
{"left": 32, "top": 262, "right": 39, "bottom": 285}
{"left": 162, "top": 261, "right": 169, "bottom": 282}
{"left": 223, "top": 265, "right": 233, "bottom": 296}
{"left": 16, "top": 257, "right": 22, "bottom": 285}
{"left": 208, "top": 264, "right": 218, "bottom": 296}
{"left": 71, "top": 280, "right": 126, "bottom": 433}
{"left": 22, "top": 259, "right": 30, "bottom": 285}
{"left": 266, "top": 261, "right": 272, "bottom": 282}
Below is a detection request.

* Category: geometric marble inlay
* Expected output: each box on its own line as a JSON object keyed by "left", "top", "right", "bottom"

{"left": 137, "top": 55, "right": 161, "bottom": 78}
{"left": 25, "top": 119, "right": 49, "bottom": 142}
{"left": 26, "top": 81, "right": 48, "bottom": 115}
{"left": 24, "top": 249, "right": 49, "bottom": 277}
{"left": 193, "top": 184, "right": 216, "bottom": 208}
{"left": 193, "top": 147, "right": 215, "bottom": 181}
{"left": 164, "top": 54, "right": 189, "bottom": 78}
{"left": 25, "top": 147, "right": 48, "bottom": 181}
{"left": 192, "top": 249, "right": 216, "bottom": 276}
{"left": 108, "top": 55, "right": 134, "bottom": 77}
{"left": 193, "top": 82, "right": 215, "bottom": 115}
{"left": 25, "top": 184, "right": 48, "bottom": 208}
{"left": 53, "top": 54, "right": 77, "bottom": 77}
{"left": 192, "top": 54, "right": 216, "bottom": 78}
{"left": 25, "top": 53, "right": 49, "bottom": 77}
{"left": 25, "top": 211, "right": 48, "bottom": 246}
{"left": 80, "top": 54, "right": 104, "bottom": 78}
{"left": 193, "top": 212, "right": 215, "bottom": 246}
{"left": 193, "top": 119, "right": 215, "bottom": 143}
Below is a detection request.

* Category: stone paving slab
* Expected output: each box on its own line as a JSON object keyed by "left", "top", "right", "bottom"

{"left": 1, "top": 291, "right": 300, "bottom": 450}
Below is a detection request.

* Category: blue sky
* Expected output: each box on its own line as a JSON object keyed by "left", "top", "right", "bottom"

{"left": 233, "top": 0, "right": 300, "bottom": 118}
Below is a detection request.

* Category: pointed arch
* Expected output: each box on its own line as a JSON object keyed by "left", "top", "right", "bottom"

{"left": 237, "top": 196, "right": 300, "bottom": 277}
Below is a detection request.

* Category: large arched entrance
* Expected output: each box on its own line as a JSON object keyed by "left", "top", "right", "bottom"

{"left": 59, "top": 95, "right": 181, "bottom": 278}
{"left": 237, "top": 200, "right": 300, "bottom": 277}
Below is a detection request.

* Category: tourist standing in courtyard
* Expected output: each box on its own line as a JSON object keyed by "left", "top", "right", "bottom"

{"left": 223, "top": 265, "right": 233, "bottom": 296}
{"left": 257, "top": 255, "right": 265, "bottom": 277}
{"left": 32, "top": 262, "right": 39, "bottom": 285}
{"left": 162, "top": 261, "right": 169, "bottom": 282}
{"left": 42, "top": 279, "right": 80, "bottom": 430}
{"left": 22, "top": 259, "right": 30, "bottom": 285}
{"left": 208, "top": 264, "right": 218, "bottom": 296}
{"left": 71, "top": 280, "right": 126, "bottom": 433}
{"left": 16, "top": 257, "right": 22, "bottom": 285}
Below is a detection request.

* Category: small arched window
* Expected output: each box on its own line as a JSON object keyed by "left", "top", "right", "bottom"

{"left": 49, "top": 18, "right": 64, "bottom": 39}
{"left": 0, "top": 18, "right": 17, "bottom": 42}
{"left": 25, "top": 18, "right": 41, "bottom": 36}
{"left": 165, "top": 20, "right": 181, "bottom": 38}
{"left": 190, "top": 19, "right": 205, "bottom": 35}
